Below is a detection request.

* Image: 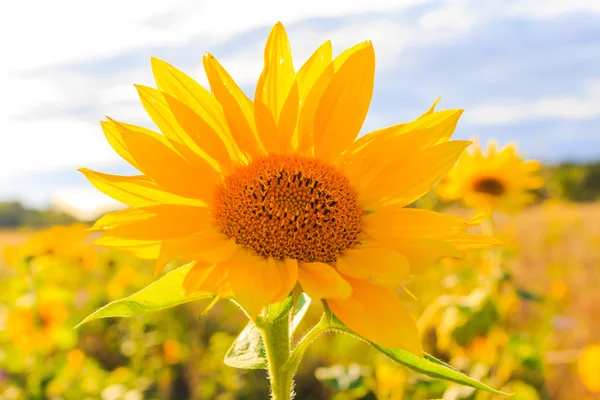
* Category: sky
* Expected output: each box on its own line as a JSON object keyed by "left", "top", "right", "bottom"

{"left": 1, "top": 0, "right": 599, "bottom": 215}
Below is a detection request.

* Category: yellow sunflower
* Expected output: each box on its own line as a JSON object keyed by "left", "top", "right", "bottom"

{"left": 3, "top": 224, "right": 97, "bottom": 269}
{"left": 81, "top": 22, "right": 500, "bottom": 355}
{"left": 436, "top": 139, "right": 544, "bottom": 214}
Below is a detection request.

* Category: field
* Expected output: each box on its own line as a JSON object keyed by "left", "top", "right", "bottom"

{"left": 1, "top": 202, "right": 598, "bottom": 399}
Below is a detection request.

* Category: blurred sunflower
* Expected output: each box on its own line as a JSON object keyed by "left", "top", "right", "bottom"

{"left": 6, "top": 300, "right": 69, "bottom": 353}
{"left": 81, "top": 22, "right": 500, "bottom": 354}
{"left": 436, "top": 139, "right": 543, "bottom": 214}
{"left": 3, "top": 224, "right": 96, "bottom": 270}
{"left": 578, "top": 344, "right": 600, "bottom": 393}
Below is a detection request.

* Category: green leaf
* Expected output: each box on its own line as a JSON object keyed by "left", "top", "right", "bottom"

{"left": 291, "top": 293, "right": 311, "bottom": 331}
{"left": 223, "top": 320, "right": 268, "bottom": 369}
{"left": 323, "top": 313, "right": 510, "bottom": 397}
{"left": 266, "top": 297, "right": 294, "bottom": 322}
{"left": 224, "top": 294, "right": 312, "bottom": 369}
{"left": 75, "top": 262, "right": 211, "bottom": 328}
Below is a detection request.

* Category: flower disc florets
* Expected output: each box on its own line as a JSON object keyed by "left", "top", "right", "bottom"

{"left": 214, "top": 154, "right": 364, "bottom": 263}
{"left": 472, "top": 177, "right": 506, "bottom": 196}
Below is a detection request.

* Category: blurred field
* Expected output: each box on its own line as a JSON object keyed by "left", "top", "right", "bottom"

{"left": 1, "top": 202, "right": 599, "bottom": 399}
{"left": 0, "top": 230, "right": 29, "bottom": 247}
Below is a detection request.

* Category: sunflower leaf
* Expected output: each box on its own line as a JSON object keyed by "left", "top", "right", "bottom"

{"left": 224, "top": 293, "right": 312, "bottom": 369}
{"left": 75, "top": 262, "right": 211, "bottom": 328}
{"left": 323, "top": 312, "right": 510, "bottom": 397}
{"left": 223, "top": 321, "right": 268, "bottom": 369}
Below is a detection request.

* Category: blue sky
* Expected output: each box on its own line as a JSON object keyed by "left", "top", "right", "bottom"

{"left": 1, "top": 0, "right": 599, "bottom": 214}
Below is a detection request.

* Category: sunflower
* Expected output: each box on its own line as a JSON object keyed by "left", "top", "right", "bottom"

{"left": 82, "top": 22, "right": 500, "bottom": 355}
{"left": 436, "top": 139, "right": 543, "bottom": 214}
{"left": 3, "top": 224, "right": 96, "bottom": 270}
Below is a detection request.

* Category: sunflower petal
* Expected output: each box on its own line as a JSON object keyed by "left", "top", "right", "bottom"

{"left": 327, "top": 276, "right": 422, "bottom": 354}
{"left": 226, "top": 251, "right": 298, "bottom": 316}
{"left": 297, "top": 61, "right": 334, "bottom": 155}
{"left": 371, "top": 237, "right": 463, "bottom": 274}
{"left": 255, "top": 22, "right": 295, "bottom": 124}
{"left": 444, "top": 233, "right": 504, "bottom": 251}
{"left": 94, "top": 236, "right": 161, "bottom": 259}
{"left": 296, "top": 40, "right": 332, "bottom": 99}
{"left": 100, "top": 120, "right": 170, "bottom": 170}
{"left": 313, "top": 41, "right": 375, "bottom": 162}
{"left": 183, "top": 261, "right": 232, "bottom": 297}
{"left": 203, "top": 53, "right": 264, "bottom": 160}
{"left": 337, "top": 248, "right": 409, "bottom": 286}
{"left": 298, "top": 262, "right": 352, "bottom": 299}
{"left": 92, "top": 205, "right": 213, "bottom": 241}
{"left": 136, "top": 85, "right": 231, "bottom": 173}
{"left": 343, "top": 110, "right": 464, "bottom": 187}
{"left": 363, "top": 208, "right": 468, "bottom": 239}
{"left": 150, "top": 57, "right": 242, "bottom": 162}
{"left": 162, "top": 91, "right": 233, "bottom": 172}
{"left": 79, "top": 169, "right": 204, "bottom": 208}
{"left": 365, "top": 140, "right": 471, "bottom": 208}
{"left": 102, "top": 119, "right": 221, "bottom": 202}
{"left": 156, "top": 235, "right": 238, "bottom": 275}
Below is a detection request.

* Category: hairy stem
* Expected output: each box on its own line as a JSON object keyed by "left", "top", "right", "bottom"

{"left": 259, "top": 315, "right": 293, "bottom": 400}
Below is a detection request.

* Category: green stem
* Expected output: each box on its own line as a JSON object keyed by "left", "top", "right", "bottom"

{"left": 259, "top": 316, "right": 293, "bottom": 400}
{"left": 283, "top": 315, "right": 329, "bottom": 379}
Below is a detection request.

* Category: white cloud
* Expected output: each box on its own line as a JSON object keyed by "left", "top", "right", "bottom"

{"left": 0, "top": 119, "right": 119, "bottom": 181}
{"left": 507, "top": 0, "right": 600, "bottom": 19}
{"left": 464, "top": 80, "right": 600, "bottom": 126}
{"left": 51, "top": 187, "right": 125, "bottom": 220}
{"left": 1, "top": 0, "right": 599, "bottom": 204}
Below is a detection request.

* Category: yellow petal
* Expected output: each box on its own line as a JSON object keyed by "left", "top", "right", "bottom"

{"left": 363, "top": 208, "right": 468, "bottom": 239}
{"left": 365, "top": 140, "right": 471, "bottom": 208}
{"left": 337, "top": 248, "right": 409, "bottom": 286}
{"left": 371, "top": 237, "right": 463, "bottom": 274}
{"left": 203, "top": 53, "right": 264, "bottom": 160}
{"left": 102, "top": 119, "right": 221, "bottom": 203}
{"left": 254, "top": 23, "right": 299, "bottom": 154}
{"left": 94, "top": 236, "right": 161, "bottom": 259}
{"left": 100, "top": 120, "right": 171, "bottom": 170}
{"left": 444, "top": 233, "right": 504, "bottom": 251}
{"left": 255, "top": 22, "right": 295, "bottom": 124}
{"left": 225, "top": 251, "right": 298, "bottom": 316}
{"left": 296, "top": 40, "right": 332, "bottom": 99}
{"left": 419, "top": 97, "right": 441, "bottom": 118}
{"left": 92, "top": 205, "right": 214, "bottom": 241}
{"left": 327, "top": 276, "right": 422, "bottom": 354}
{"left": 151, "top": 57, "right": 242, "bottom": 162}
{"left": 276, "top": 82, "right": 299, "bottom": 154}
{"left": 298, "top": 262, "right": 352, "bottom": 299}
{"left": 156, "top": 234, "right": 238, "bottom": 275}
{"left": 163, "top": 234, "right": 238, "bottom": 263}
{"left": 296, "top": 61, "right": 334, "bottom": 156}
{"left": 254, "top": 98, "right": 278, "bottom": 153}
{"left": 136, "top": 85, "right": 231, "bottom": 173}
{"left": 183, "top": 261, "right": 232, "bottom": 296}
{"left": 313, "top": 41, "right": 375, "bottom": 162}
{"left": 136, "top": 85, "right": 210, "bottom": 166}
{"left": 162, "top": 91, "right": 233, "bottom": 172}
{"left": 79, "top": 169, "right": 204, "bottom": 207}
{"left": 185, "top": 250, "right": 299, "bottom": 316}
{"left": 343, "top": 110, "right": 464, "bottom": 186}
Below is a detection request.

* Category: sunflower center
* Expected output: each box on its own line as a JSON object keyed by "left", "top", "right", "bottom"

{"left": 213, "top": 154, "right": 364, "bottom": 263}
{"left": 472, "top": 177, "right": 505, "bottom": 196}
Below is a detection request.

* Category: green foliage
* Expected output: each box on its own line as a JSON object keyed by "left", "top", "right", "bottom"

{"left": 547, "top": 161, "right": 600, "bottom": 201}
{"left": 322, "top": 312, "right": 511, "bottom": 397}
{"left": 224, "top": 294, "right": 311, "bottom": 369}
{"left": 76, "top": 262, "right": 212, "bottom": 327}
{"left": 0, "top": 201, "right": 77, "bottom": 228}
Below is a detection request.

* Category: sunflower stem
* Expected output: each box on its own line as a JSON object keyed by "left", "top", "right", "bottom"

{"left": 259, "top": 314, "right": 293, "bottom": 400}
{"left": 283, "top": 314, "right": 329, "bottom": 378}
